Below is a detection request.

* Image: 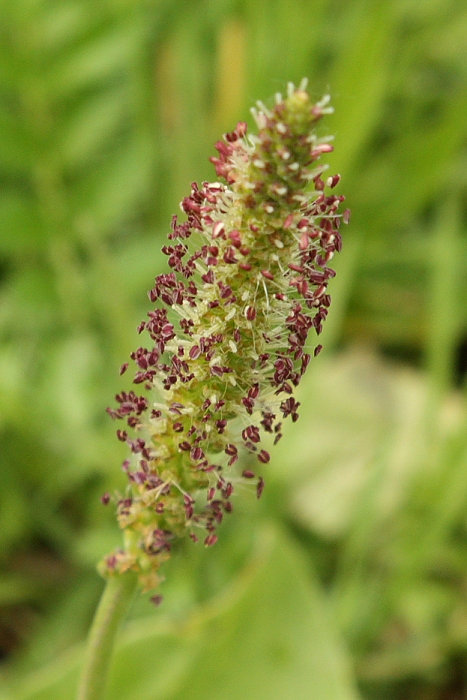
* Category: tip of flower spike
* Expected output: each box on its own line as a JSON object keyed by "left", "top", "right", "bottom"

{"left": 287, "top": 78, "right": 309, "bottom": 97}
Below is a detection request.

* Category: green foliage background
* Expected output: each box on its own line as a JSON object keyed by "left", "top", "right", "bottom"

{"left": 0, "top": 0, "right": 465, "bottom": 698}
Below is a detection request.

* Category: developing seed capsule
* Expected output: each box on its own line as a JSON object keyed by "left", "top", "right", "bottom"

{"left": 102, "top": 78, "right": 349, "bottom": 593}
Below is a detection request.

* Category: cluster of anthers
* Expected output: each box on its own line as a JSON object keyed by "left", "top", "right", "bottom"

{"left": 102, "top": 79, "right": 349, "bottom": 595}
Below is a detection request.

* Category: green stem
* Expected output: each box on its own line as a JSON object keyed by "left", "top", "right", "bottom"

{"left": 78, "top": 573, "right": 138, "bottom": 700}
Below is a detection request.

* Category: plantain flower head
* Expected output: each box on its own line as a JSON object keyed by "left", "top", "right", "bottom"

{"left": 102, "top": 79, "right": 350, "bottom": 593}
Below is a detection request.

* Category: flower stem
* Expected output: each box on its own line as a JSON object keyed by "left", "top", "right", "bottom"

{"left": 78, "top": 573, "right": 138, "bottom": 700}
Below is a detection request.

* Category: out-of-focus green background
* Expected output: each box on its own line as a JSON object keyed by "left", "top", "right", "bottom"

{"left": 0, "top": 1, "right": 465, "bottom": 698}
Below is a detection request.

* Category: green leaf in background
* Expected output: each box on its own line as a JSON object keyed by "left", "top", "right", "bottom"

{"left": 269, "top": 348, "right": 467, "bottom": 686}
{"left": 4, "top": 526, "right": 359, "bottom": 700}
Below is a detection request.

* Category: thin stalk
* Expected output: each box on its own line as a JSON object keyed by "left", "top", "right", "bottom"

{"left": 78, "top": 573, "right": 138, "bottom": 700}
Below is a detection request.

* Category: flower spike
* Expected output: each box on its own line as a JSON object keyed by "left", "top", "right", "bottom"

{"left": 102, "top": 81, "right": 349, "bottom": 593}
